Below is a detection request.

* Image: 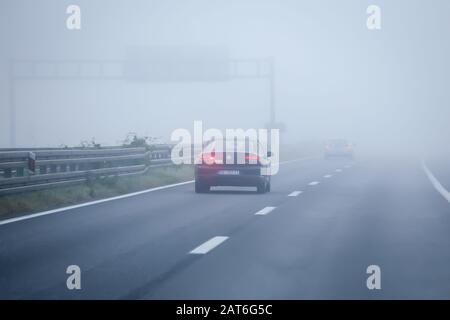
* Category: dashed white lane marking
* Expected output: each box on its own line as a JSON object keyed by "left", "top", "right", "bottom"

{"left": 344, "top": 165, "right": 352, "bottom": 168}
{"left": 288, "top": 191, "right": 303, "bottom": 197}
{"left": 335, "top": 169, "right": 343, "bottom": 172}
{"left": 323, "top": 174, "right": 333, "bottom": 178}
{"left": 189, "top": 236, "right": 229, "bottom": 254}
{"left": 254, "top": 206, "right": 277, "bottom": 215}
{"left": 308, "top": 181, "right": 320, "bottom": 186}
{"left": 422, "top": 161, "right": 450, "bottom": 203}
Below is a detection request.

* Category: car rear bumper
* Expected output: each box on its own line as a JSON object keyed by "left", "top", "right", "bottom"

{"left": 195, "top": 165, "right": 268, "bottom": 187}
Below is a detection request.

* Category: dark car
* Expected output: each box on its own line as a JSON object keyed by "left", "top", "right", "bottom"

{"left": 194, "top": 139, "right": 272, "bottom": 193}
{"left": 324, "top": 139, "right": 354, "bottom": 159}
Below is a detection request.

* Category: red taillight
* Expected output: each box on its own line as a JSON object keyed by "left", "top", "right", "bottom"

{"left": 245, "top": 154, "right": 259, "bottom": 162}
{"left": 201, "top": 153, "right": 216, "bottom": 164}
{"left": 346, "top": 144, "right": 353, "bottom": 149}
{"left": 325, "top": 144, "right": 331, "bottom": 150}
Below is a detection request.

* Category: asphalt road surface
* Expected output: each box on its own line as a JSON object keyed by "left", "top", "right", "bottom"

{"left": 1, "top": 156, "right": 450, "bottom": 299}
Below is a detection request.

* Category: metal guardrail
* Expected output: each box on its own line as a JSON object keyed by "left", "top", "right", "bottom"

{"left": 0, "top": 145, "right": 181, "bottom": 195}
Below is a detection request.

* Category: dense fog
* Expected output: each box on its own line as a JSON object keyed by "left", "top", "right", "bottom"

{"left": 0, "top": 0, "right": 449, "bottom": 157}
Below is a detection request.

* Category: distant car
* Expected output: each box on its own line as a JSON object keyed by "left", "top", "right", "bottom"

{"left": 324, "top": 139, "right": 354, "bottom": 159}
{"left": 195, "top": 139, "right": 272, "bottom": 193}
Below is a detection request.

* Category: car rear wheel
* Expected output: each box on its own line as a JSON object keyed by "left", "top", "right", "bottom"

{"left": 257, "top": 181, "right": 267, "bottom": 194}
{"left": 195, "top": 181, "right": 209, "bottom": 193}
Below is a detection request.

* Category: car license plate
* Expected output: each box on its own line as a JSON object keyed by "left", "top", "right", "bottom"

{"left": 218, "top": 170, "right": 240, "bottom": 175}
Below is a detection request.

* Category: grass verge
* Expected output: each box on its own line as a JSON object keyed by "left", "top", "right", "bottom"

{"left": 0, "top": 165, "right": 194, "bottom": 220}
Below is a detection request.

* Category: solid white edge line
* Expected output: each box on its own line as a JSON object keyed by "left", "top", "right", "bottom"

{"left": 0, "top": 155, "right": 318, "bottom": 226}
{"left": 254, "top": 206, "right": 276, "bottom": 215}
{"left": 288, "top": 191, "right": 303, "bottom": 197}
{"left": 0, "top": 180, "right": 195, "bottom": 226}
{"left": 189, "top": 236, "right": 229, "bottom": 254}
{"left": 422, "top": 161, "right": 450, "bottom": 203}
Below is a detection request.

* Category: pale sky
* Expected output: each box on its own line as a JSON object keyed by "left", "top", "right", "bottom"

{"left": 0, "top": 0, "right": 449, "bottom": 153}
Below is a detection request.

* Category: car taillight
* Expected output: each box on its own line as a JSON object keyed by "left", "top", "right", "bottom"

{"left": 245, "top": 154, "right": 259, "bottom": 162}
{"left": 346, "top": 144, "right": 353, "bottom": 149}
{"left": 325, "top": 144, "right": 331, "bottom": 150}
{"left": 201, "top": 153, "right": 216, "bottom": 164}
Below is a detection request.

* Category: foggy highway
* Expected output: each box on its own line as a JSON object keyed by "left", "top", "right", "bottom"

{"left": 1, "top": 0, "right": 450, "bottom": 304}
{"left": 1, "top": 155, "right": 450, "bottom": 300}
